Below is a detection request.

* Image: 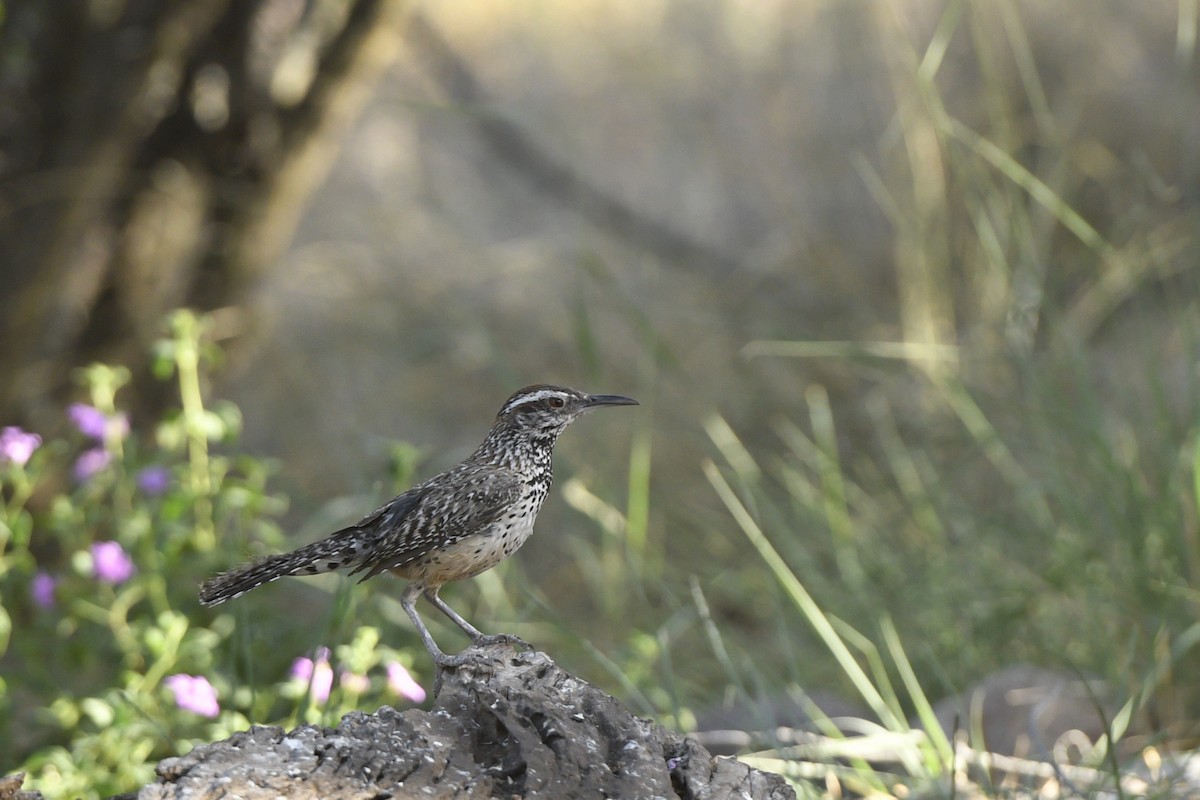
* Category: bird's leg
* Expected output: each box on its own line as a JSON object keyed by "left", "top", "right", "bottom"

{"left": 423, "top": 586, "right": 532, "bottom": 651}
{"left": 401, "top": 583, "right": 475, "bottom": 668}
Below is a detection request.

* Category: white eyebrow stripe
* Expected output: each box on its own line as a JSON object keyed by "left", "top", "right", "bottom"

{"left": 501, "top": 388, "right": 569, "bottom": 415}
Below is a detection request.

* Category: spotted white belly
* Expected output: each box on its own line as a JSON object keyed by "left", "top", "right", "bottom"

{"left": 399, "top": 502, "right": 540, "bottom": 586}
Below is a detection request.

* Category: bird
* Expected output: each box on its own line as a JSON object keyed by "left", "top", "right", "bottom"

{"left": 199, "top": 384, "right": 638, "bottom": 668}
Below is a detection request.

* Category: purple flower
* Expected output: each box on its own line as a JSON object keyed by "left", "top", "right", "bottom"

{"left": 73, "top": 448, "right": 112, "bottom": 482}
{"left": 92, "top": 541, "right": 135, "bottom": 584}
{"left": 31, "top": 571, "right": 57, "bottom": 608}
{"left": 164, "top": 674, "right": 220, "bottom": 718}
{"left": 68, "top": 403, "right": 129, "bottom": 441}
{"left": 136, "top": 466, "right": 171, "bottom": 495}
{"left": 386, "top": 661, "right": 426, "bottom": 703}
{"left": 0, "top": 427, "right": 41, "bottom": 466}
{"left": 291, "top": 647, "right": 333, "bottom": 703}
{"left": 68, "top": 404, "right": 110, "bottom": 439}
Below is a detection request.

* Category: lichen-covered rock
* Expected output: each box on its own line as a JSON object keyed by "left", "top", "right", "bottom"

{"left": 137, "top": 645, "right": 795, "bottom": 800}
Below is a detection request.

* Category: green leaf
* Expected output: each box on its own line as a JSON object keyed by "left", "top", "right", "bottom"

{"left": 156, "top": 415, "right": 185, "bottom": 451}
{"left": 151, "top": 340, "right": 177, "bottom": 380}
{"left": 198, "top": 410, "right": 227, "bottom": 441}
{"left": 80, "top": 697, "right": 114, "bottom": 727}
{"left": 212, "top": 400, "right": 244, "bottom": 440}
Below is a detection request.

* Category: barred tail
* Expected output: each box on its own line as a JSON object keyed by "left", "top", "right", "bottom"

{"left": 199, "top": 528, "right": 368, "bottom": 606}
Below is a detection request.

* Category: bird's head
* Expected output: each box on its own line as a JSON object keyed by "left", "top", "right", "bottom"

{"left": 495, "top": 384, "right": 638, "bottom": 438}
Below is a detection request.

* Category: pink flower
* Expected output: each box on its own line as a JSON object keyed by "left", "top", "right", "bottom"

{"left": 291, "top": 647, "right": 333, "bottom": 703}
{"left": 91, "top": 541, "right": 135, "bottom": 584}
{"left": 386, "top": 661, "right": 426, "bottom": 703}
{"left": 0, "top": 427, "right": 41, "bottom": 466}
{"left": 31, "top": 571, "right": 57, "bottom": 608}
{"left": 164, "top": 674, "right": 220, "bottom": 718}
{"left": 74, "top": 448, "right": 112, "bottom": 482}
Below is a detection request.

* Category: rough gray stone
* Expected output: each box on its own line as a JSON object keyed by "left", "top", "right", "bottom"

{"left": 0, "top": 772, "right": 44, "bottom": 800}
{"left": 136, "top": 645, "right": 795, "bottom": 800}
{"left": 931, "top": 664, "right": 1118, "bottom": 758}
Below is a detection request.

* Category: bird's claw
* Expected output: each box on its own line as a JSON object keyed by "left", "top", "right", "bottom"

{"left": 433, "top": 651, "right": 477, "bottom": 669}
{"left": 432, "top": 635, "right": 528, "bottom": 671}
{"left": 471, "top": 632, "right": 532, "bottom": 651}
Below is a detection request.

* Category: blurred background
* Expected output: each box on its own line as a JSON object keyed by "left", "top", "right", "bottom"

{"left": 4, "top": 0, "right": 1200, "bottom": 769}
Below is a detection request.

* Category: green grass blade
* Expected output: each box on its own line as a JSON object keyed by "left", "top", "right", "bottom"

{"left": 703, "top": 459, "right": 900, "bottom": 730}
{"left": 880, "top": 615, "right": 954, "bottom": 768}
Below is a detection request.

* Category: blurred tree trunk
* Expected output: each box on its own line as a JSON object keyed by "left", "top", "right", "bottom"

{"left": 0, "top": 0, "right": 408, "bottom": 429}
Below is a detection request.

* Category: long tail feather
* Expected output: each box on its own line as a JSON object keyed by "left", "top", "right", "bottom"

{"left": 199, "top": 528, "right": 369, "bottom": 606}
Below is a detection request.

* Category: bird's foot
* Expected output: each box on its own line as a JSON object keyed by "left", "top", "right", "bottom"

{"left": 432, "top": 641, "right": 517, "bottom": 670}
{"left": 471, "top": 632, "right": 532, "bottom": 651}
{"left": 430, "top": 636, "right": 531, "bottom": 678}
{"left": 433, "top": 650, "right": 485, "bottom": 669}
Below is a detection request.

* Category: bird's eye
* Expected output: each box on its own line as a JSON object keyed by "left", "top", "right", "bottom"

{"left": 549, "top": 397, "right": 566, "bottom": 409}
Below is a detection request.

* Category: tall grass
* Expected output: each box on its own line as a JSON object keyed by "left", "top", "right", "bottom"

{"left": 681, "top": 2, "right": 1200, "bottom": 795}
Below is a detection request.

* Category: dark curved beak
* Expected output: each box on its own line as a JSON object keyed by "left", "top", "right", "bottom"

{"left": 584, "top": 393, "right": 639, "bottom": 409}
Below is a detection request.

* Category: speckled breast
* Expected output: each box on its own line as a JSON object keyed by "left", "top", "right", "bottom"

{"left": 404, "top": 484, "right": 547, "bottom": 585}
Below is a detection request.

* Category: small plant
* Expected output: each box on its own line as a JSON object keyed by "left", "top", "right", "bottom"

{"left": 0, "top": 311, "right": 427, "bottom": 799}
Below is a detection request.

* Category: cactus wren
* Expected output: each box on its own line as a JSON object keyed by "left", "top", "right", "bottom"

{"left": 199, "top": 384, "right": 637, "bottom": 668}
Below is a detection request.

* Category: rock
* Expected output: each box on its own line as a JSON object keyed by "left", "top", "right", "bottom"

{"left": 0, "top": 773, "right": 44, "bottom": 800}
{"left": 693, "top": 688, "right": 874, "bottom": 755}
{"left": 932, "top": 664, "right": 1117, "bottom": 758}
{"left": 136, "top": 645, "right": 795, "bottom": 800}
